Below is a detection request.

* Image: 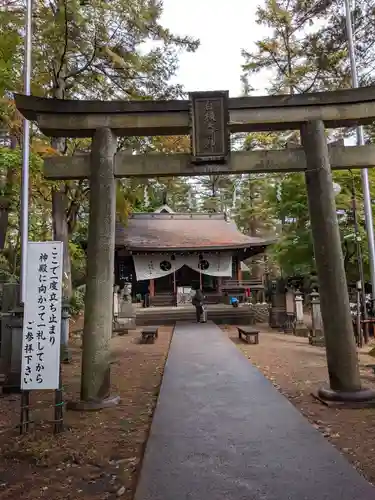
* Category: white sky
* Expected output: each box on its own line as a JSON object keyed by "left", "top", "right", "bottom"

{"left": 160, "top": 0, "right": 267, "bottom": 97}
{"left": 160, "top": 1, "right": 356, "bottom": 147}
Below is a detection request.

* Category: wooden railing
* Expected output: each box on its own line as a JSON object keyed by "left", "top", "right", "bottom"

{"left": 222, "top": 279, "right": 264, "bottom": 290}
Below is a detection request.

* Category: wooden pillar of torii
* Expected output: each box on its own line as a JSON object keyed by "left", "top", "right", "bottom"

{"left": 15, "top": 87, "right": 375, "bottom": 406}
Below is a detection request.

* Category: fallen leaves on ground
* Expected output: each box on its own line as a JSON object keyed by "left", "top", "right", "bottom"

{"left": 0, "top": 321, "right": 173, "bottom": 500}
{"left": 223, "top": 324, "right": 375, "bottom": 486}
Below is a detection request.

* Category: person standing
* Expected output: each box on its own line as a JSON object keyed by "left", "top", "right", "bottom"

{"left": 192, "top": 284, "right": 204, "bottom": 322}
{"left": 139, "top": 279, "right": 150, "bottom": 308}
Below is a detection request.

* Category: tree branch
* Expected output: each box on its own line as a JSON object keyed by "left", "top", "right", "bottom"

{"left": 65, "top": 32, "right": 98, "bottom": 80}
{"left": 301, "top": 69, "right": 322, "bottom": 94}
{"left": 55, "top": 0, "right": 69, "bottom": 83}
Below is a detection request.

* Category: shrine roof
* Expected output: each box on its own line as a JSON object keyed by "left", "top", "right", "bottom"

{"left": 115, "top": 212, "right": 274, "bottom": 252}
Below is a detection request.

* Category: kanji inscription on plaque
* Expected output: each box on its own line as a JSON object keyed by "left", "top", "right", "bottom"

{"left": 190, "top": 91, "right": 229, "bottom": 164}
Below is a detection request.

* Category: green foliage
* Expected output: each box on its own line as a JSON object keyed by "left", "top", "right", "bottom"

{"left": 0, "top": 0, "right": 199, "bottom": 293}
{"left": 242, "top": 0, "right": 337, "bottom": 94}
{"left": 69, "top": 285, "right": 85, "bottom": 316}
{"left": 257, "top": 168, "right": 375, "bottom": 280}
{"left": 197, "top": 175, "right": 236, "bottom": 213}
{"left": 0, "top": 253, "right": 18, "bottom": 283}
{"left": 234, "top": 174, "right": 275, "bottom": 237}
{"left": 2, "top": 0, "right": 199, "bottom": 100}
{"left": 243, "top": 0, "right": 375, "bottom": 95}
{"left": 69, "top": 241, "right": 86, "bottom": 287}
{"left": 0, "top": 9, "right": 23, "bottom": 96}
{"left": 238, "top": 0, "right": 375, "bottom": 280}
{"left": 265, "top": 172, "right": 315, "bottom": 275}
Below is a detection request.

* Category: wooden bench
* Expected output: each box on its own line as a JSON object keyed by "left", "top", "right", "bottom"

{"left": 141, "top": 326, "right": 159, "bottom": 344}
{"left": 238, "top": 326, "right": 259, "bottom": 345}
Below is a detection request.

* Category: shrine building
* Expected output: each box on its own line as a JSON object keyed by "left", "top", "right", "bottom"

{"left": 114, "top": 205, "right": 273, "bottom": 306}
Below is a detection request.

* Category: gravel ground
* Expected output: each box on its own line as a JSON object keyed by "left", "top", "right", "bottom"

{"left": 3, "top": 320, "right": 375, "bottom": 497}
{"left": 223, "top": 324, "right": 375, "bottom": 485}
{"left": 0, "top": 322, "right": 173, "bottom": 500}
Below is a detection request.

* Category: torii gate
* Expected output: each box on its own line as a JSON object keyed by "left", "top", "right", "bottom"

{"left": 15, "top": 87, "right": 375, "bottom": 408}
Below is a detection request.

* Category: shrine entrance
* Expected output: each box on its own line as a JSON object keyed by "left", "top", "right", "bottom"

{"left": 14, "top": 87, "right": 375, "bottom": 406}
{"left": 154, "top": 267, "right": 218, "bottom": 294}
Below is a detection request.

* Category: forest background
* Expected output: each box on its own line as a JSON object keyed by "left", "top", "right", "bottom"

{"left": 1, "top": 0, "right": 375, "bottom": 310}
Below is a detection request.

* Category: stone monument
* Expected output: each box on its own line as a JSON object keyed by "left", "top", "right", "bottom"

{"left": 309, "top": 290, "right": 324, "bottom": 347}
{"left": 283, "top": 287, "right": 296, "bottom": 334}
{"left": 293, "top": 290, "right": 309, "bottom": 337}
{"left": 0, "top": 283, "right": 23, "bottom": 391}
{"left": 268, "top": 278, "right": 287, "bottom": 329}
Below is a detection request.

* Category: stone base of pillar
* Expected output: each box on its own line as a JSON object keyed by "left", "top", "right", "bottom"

{"left": 309, "top": 335, "right": 326, "bottom": 347}
{"left": 60, "top": 344, "right": 72, "bottom": 364}
{"left": 293, "top": 323, "right": 309, "bottom": 337}
{"left": 283, "top": 313, "right": 295, "bottom": 334}
{"left": 282, "top": 327, "right": 294, "bottom": 335}
{"left": 308, "top": 327, "right": 325, "bottom": 346}
{"left": 114, "top": 304, "right": 136, "bottom": 336}
{"left": 113, "top": 318, "right": 136, "bottom": 336}
{"left": 112, "top": 319, "right": 119, "bottom": 338}
{"left": 269, "top": 307, "right": 286, "bottom": 329}
{"left": 313, "top": 387, "right": 375, "bottom": 408}
{"left": 66, "top": 395, "right": 121, "bottom": 411}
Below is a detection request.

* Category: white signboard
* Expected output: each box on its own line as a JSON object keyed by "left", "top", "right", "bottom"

{"left": 21, "top": 242, "right": 63, "bottom": 390}
{"left": 176, "top": 287, "right": 192, "bottom": 305}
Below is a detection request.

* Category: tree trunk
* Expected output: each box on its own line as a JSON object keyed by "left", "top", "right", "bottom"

{"left": 0, "top": 198, "right": 11, "bottom": 251}
{"left": 247, "top": 180, "right": 263, "bottom": 281}
{"left": 51, "top": 136, "right": 72, "bottom": 299}
{"left": 52, "top": 185, "right": 72, "bottom": 299}
{"left": 0, "top": 136, "right": 18, "bottom": 250}
{"left": 51, "top": 67, "right": 73, "bottom": 299}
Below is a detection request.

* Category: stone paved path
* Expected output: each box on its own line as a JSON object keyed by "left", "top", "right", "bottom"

{"left": 134, "top": 322, "right": 375, "bottom": 500}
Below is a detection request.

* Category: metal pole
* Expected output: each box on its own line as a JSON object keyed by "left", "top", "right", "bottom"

{"left": 344, "top": 0, "right": 375, "bottom": 303}
{"left": 20, "top": 0, "right": 32, "bottom": 303}
{"left": 351, "top": 181, "right": 368, "bottom": 343}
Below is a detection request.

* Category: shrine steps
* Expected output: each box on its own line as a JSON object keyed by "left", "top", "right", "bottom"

{"left": 149, "top": 293, "right": 223, "bottom": 307}
{"left": 150, "top": 294, "right": 176, "bottom": 307}
{"left": 135, "top": 305, "right": 255, "bottom": 326}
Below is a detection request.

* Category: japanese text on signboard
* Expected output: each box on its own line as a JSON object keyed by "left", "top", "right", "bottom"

{"left": 21, "top": 242, "right": 63, "bottom": 390}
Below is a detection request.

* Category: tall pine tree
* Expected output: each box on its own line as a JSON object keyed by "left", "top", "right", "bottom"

{"left": 0, "top": 0, "right": 199, "bottom": 294}
{"left": 240, "top": 0, "right": 375, "bottom": 276}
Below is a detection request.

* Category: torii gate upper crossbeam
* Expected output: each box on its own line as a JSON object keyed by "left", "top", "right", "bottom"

{"left": 14, "top": 86, "right": 375, "bottom": 138}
